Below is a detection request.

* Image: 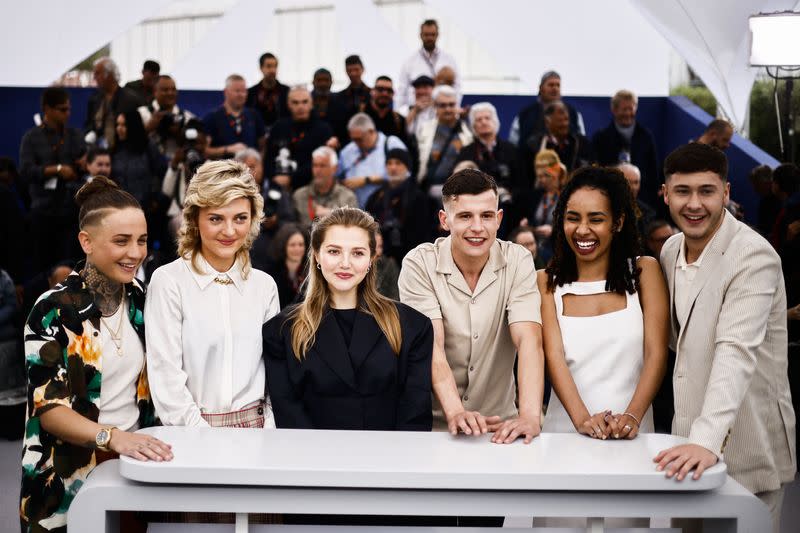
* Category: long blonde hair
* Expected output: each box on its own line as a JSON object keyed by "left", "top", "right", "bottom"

{"left": 288, "top": 207, "right": 401, "bottom": 359}
{"left": 177, "top": 159, "right": 264, "bottom": 278}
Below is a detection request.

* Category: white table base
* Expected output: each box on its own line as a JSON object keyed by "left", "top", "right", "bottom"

{"left": 69, "top": 460, "right": 769, "bottom": 533}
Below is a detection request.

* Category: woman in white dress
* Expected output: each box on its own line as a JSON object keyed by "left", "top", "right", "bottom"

{"left": 146, "top": 159, "right": 280, "bottom": 428}
{"left": 538, "top": 166, "right": 668, "bottom": 439}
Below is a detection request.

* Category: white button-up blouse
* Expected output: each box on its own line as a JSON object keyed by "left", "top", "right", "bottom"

{"left": 145, "top": 255, "right": 280, "bottom": 426}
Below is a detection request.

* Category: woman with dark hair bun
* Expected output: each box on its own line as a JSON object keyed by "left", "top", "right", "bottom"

{"left": 537, "top": 166, "right": 668, "bottom": 439}
{"left": 111, "top": 110, "right": 166, "bottom": 205}
{"left": 20, "top": 176, "right": 172, "bottom": 532}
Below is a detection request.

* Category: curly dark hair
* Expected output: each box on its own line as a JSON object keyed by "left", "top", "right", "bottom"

{"left": 545, "top": 166, "right": 642, "bottom": 294}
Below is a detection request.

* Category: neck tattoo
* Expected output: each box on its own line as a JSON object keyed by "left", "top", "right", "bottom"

{"left": 81, "top": 263, "right": 124, "bottom": 317}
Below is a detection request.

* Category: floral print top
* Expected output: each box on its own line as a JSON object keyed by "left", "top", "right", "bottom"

{"left": 19, "top": 271, "right": 155, "bottom": 532}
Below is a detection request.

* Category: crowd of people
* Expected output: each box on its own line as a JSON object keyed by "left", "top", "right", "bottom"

{"left": 2, "top": 17, "right": 799, "bottom": 533}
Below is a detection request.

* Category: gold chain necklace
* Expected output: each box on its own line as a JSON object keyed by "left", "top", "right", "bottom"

{"left": 100, "top": 302, "right": 125, "bottom": 356}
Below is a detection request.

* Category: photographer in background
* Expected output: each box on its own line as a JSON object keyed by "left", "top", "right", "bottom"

{"left": 139, "top": 74, "right": 195, "bottom": 159}
{"left": 266, "top": 85, "right": 335, "bottom": 191}
{"left": 162, "top": 119, "right": 207, "bottom": 240}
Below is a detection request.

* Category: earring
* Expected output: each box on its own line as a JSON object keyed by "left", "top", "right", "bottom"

{"left": 367, "top": 266, "right": 371, "bottom": 273}
{"left": 316, "top": 263, "right": 321, "bottom": 270}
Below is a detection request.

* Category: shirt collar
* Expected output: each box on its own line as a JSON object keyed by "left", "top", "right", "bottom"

{"left": 420, "top": 47, "right": 439, "bottom": 59}
{"left": 675, "top": 224, "right": 721, "bottom": 271}
{"left": 151, "top": 100, "right": 179, "bottom": 114}
{"left": 435, "top": 236, "right": 506, "bottom": 274}
{"left": 183, "top": 254, "right": 244, "bottom": 292}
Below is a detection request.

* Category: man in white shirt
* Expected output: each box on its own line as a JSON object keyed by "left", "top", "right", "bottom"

{"left": 395, "top": 19, "right": 459, "bottom": 111}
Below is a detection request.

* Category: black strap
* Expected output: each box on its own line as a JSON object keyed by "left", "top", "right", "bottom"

{"left": 425, "top": 121, "right": 461, "bottom": 183}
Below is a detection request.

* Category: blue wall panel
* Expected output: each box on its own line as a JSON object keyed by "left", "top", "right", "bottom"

{"left": 1, "top": 87, "right": 779, "bottom": 224}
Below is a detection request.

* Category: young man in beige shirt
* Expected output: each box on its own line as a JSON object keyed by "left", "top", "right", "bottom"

{"left": 399, "top": 168, "right": 544, "bottom": 443}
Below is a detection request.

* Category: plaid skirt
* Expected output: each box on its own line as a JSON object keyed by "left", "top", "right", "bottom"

{"left": 200, "top": 399, "right": 268, "bottom": 428}
{"left": 146, "top": 399, "right": 280, "bottom": 525}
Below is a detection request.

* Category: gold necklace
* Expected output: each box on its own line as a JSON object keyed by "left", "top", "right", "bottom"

{"left": 214, "top": 274, "right": 233, "bottom": 285}
{"left": 100, "top": 302, "right": 125, "bottom": 356}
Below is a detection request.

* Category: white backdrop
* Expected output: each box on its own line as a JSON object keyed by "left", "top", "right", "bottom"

{"left": 3, "top": 0, "right": 797, "bottom": 132}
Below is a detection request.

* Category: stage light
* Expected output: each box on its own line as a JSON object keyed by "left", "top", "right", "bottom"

{"left": 750, "top": 12, "right": 800, "bottom": 66}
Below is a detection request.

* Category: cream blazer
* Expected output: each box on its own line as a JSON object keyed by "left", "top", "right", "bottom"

{"left": 660, "top": 210, "right": 796, "bottom": 494}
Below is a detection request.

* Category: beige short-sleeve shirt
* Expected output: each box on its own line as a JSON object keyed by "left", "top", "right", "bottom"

{"left": 399, "top": 237, "right": 541, "bottom": 429}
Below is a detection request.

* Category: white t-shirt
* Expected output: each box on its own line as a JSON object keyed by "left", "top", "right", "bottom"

{"left": 97, "top": 300, "right": 144, "bottom": 431}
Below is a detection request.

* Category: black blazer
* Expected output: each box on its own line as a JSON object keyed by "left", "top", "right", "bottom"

{"left": 263, "top": 302, "right": 433, "bottom": 431}
{"left": 592, "top": 121, "right": 659, "bottom": 206}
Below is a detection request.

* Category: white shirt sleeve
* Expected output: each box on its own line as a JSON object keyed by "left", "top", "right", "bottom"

{"left": 395, "top": 58, "right": 412, "bottom": 111}
{"left": 145, "top": 268, "right": 210, "bottom": 427}
{"left": 508, "top": 116, "right": 520, "bottom": 145}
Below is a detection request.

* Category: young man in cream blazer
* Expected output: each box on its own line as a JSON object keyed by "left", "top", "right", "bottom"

{"left": 654, "top": 142, "right": 796, "bottom": 532}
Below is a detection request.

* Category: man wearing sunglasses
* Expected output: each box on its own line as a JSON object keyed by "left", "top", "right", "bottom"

{"left": 365, "top": 76, "right": 412, "bottom": 152}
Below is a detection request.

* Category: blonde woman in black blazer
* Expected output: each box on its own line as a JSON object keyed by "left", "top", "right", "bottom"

{"left": 263, "top": 207, "right": 432, "bottom": 431}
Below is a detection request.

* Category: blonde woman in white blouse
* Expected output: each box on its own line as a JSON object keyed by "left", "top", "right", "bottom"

{"left": 145, "top": 159, "right": 280, "bottom": 428}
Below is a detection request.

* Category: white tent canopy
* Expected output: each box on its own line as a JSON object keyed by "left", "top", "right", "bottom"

{"left": 632, "top": 0, "right": 800, "bottom": 130}
{"left": 3, "top": 0, "right": 798, "bottom": 131}
{"left": 0, "top": 0, "right": 171, "bottom": 86}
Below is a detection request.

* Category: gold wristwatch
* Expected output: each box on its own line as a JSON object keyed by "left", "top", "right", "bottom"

{"left": 95, "top": 426, "right": 116, "bottom": 451}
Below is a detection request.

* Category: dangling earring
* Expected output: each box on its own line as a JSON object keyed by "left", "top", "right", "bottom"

{"left": 316, "top": 263, "right": 321, "bottom": 270}
{"left": 367, "top": 266, "right": 371, "bottom": 273}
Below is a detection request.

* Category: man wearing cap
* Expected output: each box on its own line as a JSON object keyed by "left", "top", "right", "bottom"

{"left": 405, "top": 75, "right": 436, "bottom": 139}
{"left": 365, "top": 148, "right": 435, "bottom": 262}
{"left": 396, "top": 19, "right": 459, "bottom": 111}
{"left": 509, "top": 70, "right": 585, "bottom": 151}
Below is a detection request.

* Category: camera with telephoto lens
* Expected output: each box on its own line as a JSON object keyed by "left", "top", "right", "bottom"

{"left": 274, "top": 147, "right": 297, "bottom": 176}
{"left": 263, "top": 188, "right": 282, "bottom": 218}
{"left": 157, "top": 110, "right": 186, "bottom": 137}
{"left": 182, "top": 126, "right": 204, "bottom": 180}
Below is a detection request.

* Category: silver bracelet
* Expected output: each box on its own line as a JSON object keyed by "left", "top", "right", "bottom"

{"left": 623, "top": 412, "right": 640, "bottom": 427}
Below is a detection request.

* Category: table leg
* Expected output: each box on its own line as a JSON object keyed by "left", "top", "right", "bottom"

{"left": 235, "top": 513, "right": 249, "bottom": 533}
{"left": 586, "top": 516, "right": 604, "bottom": 533}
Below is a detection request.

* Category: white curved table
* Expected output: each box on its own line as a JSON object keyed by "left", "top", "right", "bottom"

{"left": 68, "top": 428, "right": 768, "bottom": 532}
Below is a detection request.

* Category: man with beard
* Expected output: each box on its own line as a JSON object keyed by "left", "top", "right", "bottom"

{"left": 365, "top": 76, "right": 409, "bottom": 143}
{"left": 246, "top": 52, "right": 290, "bottom": 131}
{"left": 396, "top": 19, "right": 459, "bottom": 111}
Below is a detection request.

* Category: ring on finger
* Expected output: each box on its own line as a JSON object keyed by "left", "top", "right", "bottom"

{"left": 623, "top": 424, "right": 632, "bottom": 431}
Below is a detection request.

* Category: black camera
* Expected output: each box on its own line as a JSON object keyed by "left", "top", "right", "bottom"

{"left": 183, "top": 126, "right": 204, "bottom": 179}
